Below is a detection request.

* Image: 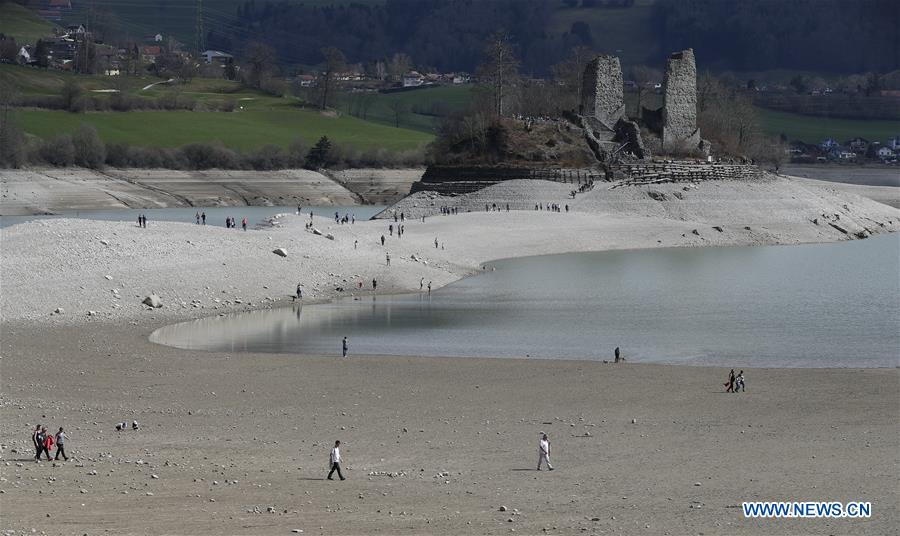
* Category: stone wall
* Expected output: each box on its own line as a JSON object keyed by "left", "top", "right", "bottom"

{"left": 580, "top": 55, "right": 625, "bottom": 129}
{"left": 411, "top": 165, "right": 602, "bottom": 195}
{"left": 661, "top": 49, "right": 700, "bottom": 151}
{"left": 612, "top": 161, "right": 763, "bottom": 185}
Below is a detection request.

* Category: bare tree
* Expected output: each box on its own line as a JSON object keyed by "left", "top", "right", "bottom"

{"left": 477, "top": 31, "right": 520, "bottom": 117}
{"left": 629, "top": 65, "right": 662, "bottom": 119}
{"left": 318, "top": 46, "right": 346, "bottom": 110}
{"left": 388, "top": 98, "right": 410, "bottom": 128}
{"left": 387, "top": 53, "right": 411, "bottom": 82}
{"left": 552, "top": 45, "right": 594, "bottom": 111}
{"left": 243, "top": 42, "right": 277, "bottom": 90}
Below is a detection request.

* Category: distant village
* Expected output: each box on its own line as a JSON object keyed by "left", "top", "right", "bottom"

{"left": 790, "top": 137, "right": 900, "bottom": 165}
{"left": 3, "top": 0, "right": 472, "bottom": 91}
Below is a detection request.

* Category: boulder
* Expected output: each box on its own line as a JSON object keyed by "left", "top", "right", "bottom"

{"left": 272, "top": 248, "right": 288, "bottom": 257}
{"left": 325, "top": 234, "right": 335, "bottom": 241}
{"left": 142, "top": 294, "right": 163, "bottom": 308}
{"left": 311, "top": 228, "right": 323, "bottom": 236}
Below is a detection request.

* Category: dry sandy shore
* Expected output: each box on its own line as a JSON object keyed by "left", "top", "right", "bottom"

{"left": 1, "top": 176, "right": 899, "bottom": 534}
{"left": 0, "top": 168, "right": 425, "bottom": 216}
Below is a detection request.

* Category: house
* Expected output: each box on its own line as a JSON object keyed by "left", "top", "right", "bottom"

{"left": 845, "top": 137, "right": 869, "bottom": 153}
{"left": 64, "top": 24, "right": 86, "bottom": 36}
{"left": 452, "top": 73, "right": 470, "bottom": 84}
{"left": 402, "top": 70, "right": 424, "bottom": 87}
{"left": 876, "top": 146, "right": 895, "bottom": 160}
{"left": 17, "top": 45, "right": 32, "bottom": 65}
{"left": 888, "top": 136, "right": 900, "bottom": 151}
{"left": 201, "top": 50, "right": 233, "bottom": 65}
{"left": 145, "top": 34, "right": 163, "bottom": 43}
{"left": 141, "top": 45, "right": 161, "bottom": 63}
{"left": 296, "top": 74, "right": 316, "bottom": 87}
{"left": 819, "top": 138, "right": 839, "bottom": 151}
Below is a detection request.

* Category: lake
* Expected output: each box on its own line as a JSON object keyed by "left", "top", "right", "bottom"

{"left": 150, "top": 235, "right": 900, "bottom": 368}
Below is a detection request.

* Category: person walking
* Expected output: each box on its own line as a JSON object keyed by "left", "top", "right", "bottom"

{"left": 35, "top": 427, "right": 52, "bottom": 462}
{"left": 201, "top": 211, "right": 206, "bottom": 225}
{"left": 195, "top": 212, "right": 201, "bottom": 224}
{"left": 735, "top": 370, "right": 745, "bottom": 392}
{"left": 372, "top": 278, "right": 377, "bottom": 292}
{"left": 420, "top": 277, "right": 424, "bottom": 291}
{"left": 242, "top": 217, "right": 247, "bottom": 231}
{"left": 293, "top": 282, "right": 303, "bottom": 302}
{"left": 434, "top": 237, "right": 439, "bottom": 249}
{"left": 354, "top": 239, "right": 358, "bottom": 250}
{"left": 614, "top": 346, "right": 621, "bottom": 363}
{"left": 31, "top": 424, "right": 41, "bottom": 460}
{"left": 328, "top": 440, "right": 345, "bottom": 480}
{"left": 427, "top": 281, "right": 432, "bottom": 294}
{"left": 537, "top": 433, "right": 554, "bottom": 471}
{"left": 724, "top": 369, "right": 736, "bottom": 393}
{"left": 389, "top": 224, "right": 393, "bottom": 236}
{"left": 54, "top": 427, "right": 68, "bottom": 461}
{"left": 342, "top": 336, "right": 349, "bottom": 357}
{"left": 380, "top": 235, "right": 385, "bottom": 246}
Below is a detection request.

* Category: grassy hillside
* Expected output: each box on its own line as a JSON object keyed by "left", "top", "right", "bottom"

{"left": 342, "top": 85, "right": 474, "bottom": 133}
{"left": 0, "top": 1, "right": 59, "bottom": 43}
{"left": 757, "top": 108, "right": 900, "bottom": 144}
{"left": 1, "top": 63, "right": 431, "bottom": 151}
{"left": 15, "top": 106, "right": 431, "bottom": 152}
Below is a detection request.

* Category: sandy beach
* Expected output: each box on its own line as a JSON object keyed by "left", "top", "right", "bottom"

{"left": 2, "top": 174, "right": 899, "bottom": 534}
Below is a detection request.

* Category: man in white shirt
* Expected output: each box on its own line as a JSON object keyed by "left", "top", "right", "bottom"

{"left": 538, "top": 433, "right": 554, "bottom": 471}
{"left": 327, "top": 440, "right": 345, "bottom": 480}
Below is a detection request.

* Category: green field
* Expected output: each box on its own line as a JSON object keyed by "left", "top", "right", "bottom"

{"left": 0, "top": 1, "right": 59, "bottom": 43}
{"left": 15, "top": 106, "right": 432, "bottom": 152}
{"left": 342, "top": 85, "right": 474, "bottom": 133}
{"left": 757, "top": 108, "right": 900, "bottom": 144}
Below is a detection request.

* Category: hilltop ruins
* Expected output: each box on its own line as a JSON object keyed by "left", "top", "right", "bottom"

{"left": 578, "top": 47, "right": 708, "bottom": 161}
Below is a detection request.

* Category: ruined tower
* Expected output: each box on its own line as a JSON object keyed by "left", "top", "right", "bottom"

{"left": 580, "top": 54, "right": 625, "bottom": 129}
{"left": 661, "top": 48, "right": 700, "bottom": 151}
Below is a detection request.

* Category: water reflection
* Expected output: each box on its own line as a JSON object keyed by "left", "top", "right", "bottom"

{"left": 151, "top": 235, "right": 900, "bottom": 368}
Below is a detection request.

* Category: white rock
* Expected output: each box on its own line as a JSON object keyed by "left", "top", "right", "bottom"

{"left": 142, "top": 294, "right": 162, "bottom": 308}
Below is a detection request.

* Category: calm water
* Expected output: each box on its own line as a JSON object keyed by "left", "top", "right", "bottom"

{"left": 0, "top": 205, "right": 385, "bottom": 229}
{"left": 151, "top": 235, "right": 900, "bottom": 368}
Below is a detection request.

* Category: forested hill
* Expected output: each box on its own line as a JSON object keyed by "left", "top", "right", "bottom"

{"left": 203, "top": 0, "right": 898, "bottom": 74}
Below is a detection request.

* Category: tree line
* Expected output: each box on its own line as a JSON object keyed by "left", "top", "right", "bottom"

{"left": 207, "top": 0, "right": 897, "bottom": 76}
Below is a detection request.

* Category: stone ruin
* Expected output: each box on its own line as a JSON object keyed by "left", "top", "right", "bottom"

{"left": 576, "top": 47, "right": 707, "bottom": 161}
{"left": 580, "top": 55, "right": 625, "bottom": 129}
{"left": 662, "top": 49, "right": 702, "bottom": 153}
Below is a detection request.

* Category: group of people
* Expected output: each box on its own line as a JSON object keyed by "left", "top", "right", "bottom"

{"left": 194, "top": 211, "right": 207, "bottom": 225}
{"left": 724, "top": 369, "right": 746, "bottom": 393}
{"left": 32, "top": 425, "right": 67, "bottom": 462}
{"left": 335, "top": 211, "right": 356, "bottom": 225}
{"left": 571, "top": 180, "right": 595, "bottom": 197}
{"left": 137, "top": 214, "right": 149, "bottom": 228}
{"left": 224, "top": 216, "right": 247, "bottom": 230}
{"left": 387, "top": 223, "right": 405, "bottom": 238}
{"left": 534, "top": 203, "right": 567, "bottom": 212}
